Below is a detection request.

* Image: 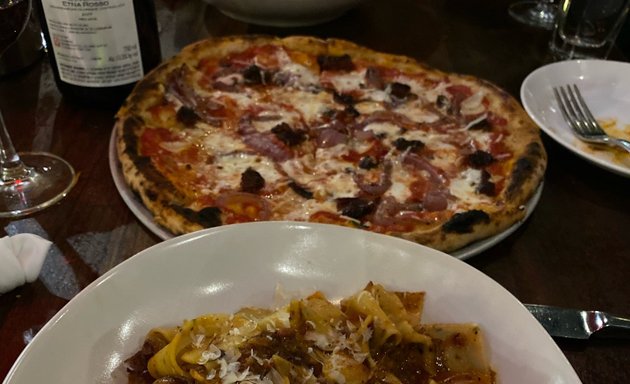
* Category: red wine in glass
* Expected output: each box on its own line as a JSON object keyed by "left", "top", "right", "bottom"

{"left": 0, "top": 0, "right": 31, "bottom": 54}
{"left": 0, "top": 0, "right": 76, "bottom": 217}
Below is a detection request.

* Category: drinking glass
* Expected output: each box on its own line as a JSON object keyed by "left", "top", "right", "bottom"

{"left": 549, "top": 0, "right": 630, "bottom": 59}
{"left": 509, "top": 0, "right": 558, "bottom": 30}
{"left": 0, "top": 0, "right": 76, "bottom": 217}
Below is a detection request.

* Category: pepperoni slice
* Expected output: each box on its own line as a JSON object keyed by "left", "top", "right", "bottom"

{"left": 445, "top": 84, "right": 473, "bottom": 100}
{"left": 222, "top": 44, "right": 283, "bottom": 69}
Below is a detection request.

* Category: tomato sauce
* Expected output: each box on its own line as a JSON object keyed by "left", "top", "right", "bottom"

{"left": 140, "top": 128, "right": 179, "bottom": 157}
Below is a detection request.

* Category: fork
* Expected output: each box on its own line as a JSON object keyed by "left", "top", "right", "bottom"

{"left": 553, "top": 84, "right": 630, "bottom": 154}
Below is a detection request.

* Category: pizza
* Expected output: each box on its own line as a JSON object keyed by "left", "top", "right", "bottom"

{"left": 115, "top": 35, "right": 546, "bottom": 252}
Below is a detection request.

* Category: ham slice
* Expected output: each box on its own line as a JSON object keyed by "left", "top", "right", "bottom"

{"left": 238, "top": 119, "right": 293, "bottom": 162}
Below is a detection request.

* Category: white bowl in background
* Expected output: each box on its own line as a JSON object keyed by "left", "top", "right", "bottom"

{"left": 204, "top": 0, "right": 364, "bottom": 27}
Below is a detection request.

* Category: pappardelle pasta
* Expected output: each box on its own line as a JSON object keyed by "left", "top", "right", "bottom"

{"left": 125, "top": 283, "right": 496, "bottom": 384}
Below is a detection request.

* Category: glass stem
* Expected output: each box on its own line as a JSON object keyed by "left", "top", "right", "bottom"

{"left": 0, "top": 110, "right": 30, "bottom": 183}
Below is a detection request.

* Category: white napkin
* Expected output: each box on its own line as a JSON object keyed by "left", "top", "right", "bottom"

{"left": 0, "top": 234, "right": 52, "bottom": 294}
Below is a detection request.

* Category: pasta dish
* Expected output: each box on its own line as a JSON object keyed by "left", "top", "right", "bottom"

{"left": 125, "top": 283, "right": 496, "bottom": 383}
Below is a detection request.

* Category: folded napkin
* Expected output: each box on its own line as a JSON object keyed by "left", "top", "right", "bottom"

{"left": 0, "top": 234, "right": 52, "bottom": 294}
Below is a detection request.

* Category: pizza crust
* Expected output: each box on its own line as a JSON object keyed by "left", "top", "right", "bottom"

{"left": 116, "top": 35, "right": 546, "bottom": 252}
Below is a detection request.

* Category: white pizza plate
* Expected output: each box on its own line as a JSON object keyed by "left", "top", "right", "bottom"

{"left": 109, "top": 129, "right": 543, "bottom": 260}
{"left": 3, "top": 222, "right": 580, "bottom": 384}
{"left": 521, "top": 59, "right": 630, "bottom": 178}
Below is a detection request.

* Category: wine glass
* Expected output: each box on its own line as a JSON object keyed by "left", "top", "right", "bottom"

{"left": 0, "top": 0, "right": 76, "bottom": 217}
{"left": 509, "top": 0, "right": 558, "bottom": 30}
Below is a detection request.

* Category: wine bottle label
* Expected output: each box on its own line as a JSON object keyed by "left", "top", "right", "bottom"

{"left": 40, "top": 0, "right": 143, "bottom": 87}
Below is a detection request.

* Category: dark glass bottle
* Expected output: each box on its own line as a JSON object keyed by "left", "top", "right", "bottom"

{"left": 35, "top": 0, "right": 161, "bottom": 107}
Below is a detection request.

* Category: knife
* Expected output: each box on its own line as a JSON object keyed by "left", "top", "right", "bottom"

{"left": 524, "top": 304, "right": 630, "bottom": 339}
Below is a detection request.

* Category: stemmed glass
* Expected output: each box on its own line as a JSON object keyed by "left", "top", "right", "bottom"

{"left": 509, "top": 0, "right": 558, "bottom": 30}
{"left": 0, "top": 0, "right": 76, "bottom": 217}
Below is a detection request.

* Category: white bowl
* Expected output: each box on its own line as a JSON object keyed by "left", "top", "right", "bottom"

{"left": 204, "top": 0, "right": 364, "bottom": 27}
{"left": 3, "top": 222, "right": 580, "bottom": 384}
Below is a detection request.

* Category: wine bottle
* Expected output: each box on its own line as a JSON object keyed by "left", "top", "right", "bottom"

{"left": 35, "top": 0, "right": 162, "bottom": 106}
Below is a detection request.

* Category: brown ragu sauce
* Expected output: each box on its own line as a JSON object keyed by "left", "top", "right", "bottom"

{"left": 123, "top": 284, "right": 496, "bottom": 384}
{"left": 126, "top": 332, "right": 171, "bottom": 384}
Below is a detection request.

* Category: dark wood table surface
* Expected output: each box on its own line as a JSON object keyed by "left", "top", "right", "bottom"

{"left": 1, "top": 0, "right": 629, "bottom": 382}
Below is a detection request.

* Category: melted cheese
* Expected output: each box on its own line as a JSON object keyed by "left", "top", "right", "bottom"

{"left": 207, "top": 89, "right": 258, "bottom": 111}
{"left": 362, "top": 89, "right": 390, "bottom": 103}
{"left": 420, "top": 81, "right": 449, "bottom": 104}
{"left": 460, "top": 91, "right": 487, "bottom": 115}
{"left": 159, "top": 140, "right": 190, "bottom": 153}
{"left": 449, "top": 168, "right": 491, "bottom": 208}
{"left": 384, "top": 161, "right": 412, "bottom": 201}
{"left": 203, "top": 129, "right": 248, "bottom": 154}
{"left": 214, "top": 73, "right": 244, "bottom": 87}
{"left": 466, "top": 129, "right": 494, "bottom": 152}
{"left": 281, "top": 147, "right": 360, "bottom": 200}
{"left": 386, "top": 181, "right": 411, "bottom": 202}
{"left": 213, "top": 153, "right": 284, "bottom": 193}
{"left": 277, "top": 63, "right": 319, "bottom": 88}
{"left": 283, "top": 199, "right": 337, "bottom": 221}
{"left": 354, "top": 101, "right": 385, "bottom": 115}
{"left": 394, "top": 100, "right": 439, "bottom": 123}
{"left": 327, "top": 69, "right": 366, "bottom": 93}
{"left": 320, "top": 172, "right": 359, "bottom": 199}
{"left": 402, "top": 130, "right": 460, "bottom": 167}
{"left": 270, "top": 88, "right": 335, "bottom": 124}
{"left": 365, "top": 122, "right": 403, "bottom": 137}
{"left": 431, "top": 151, "right": 460, "bottom": 174}
{"left": 251, "top": 107, "right": 302, "bottom": 132}
{"left": 281, "top": 158, "right": 318, "bottom": 186}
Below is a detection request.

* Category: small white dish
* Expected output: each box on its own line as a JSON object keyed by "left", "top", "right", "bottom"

{"left": 203, "top": 0, "right": 364, "bottom": 27}
{"left": 3, "top": 222, "right": 580, "bottom": 384}
{"left": 521, "top": 59, "right": 630, "bottom": 178}
{"left": 109, "top": 130, "right": 542, "bottom": 259}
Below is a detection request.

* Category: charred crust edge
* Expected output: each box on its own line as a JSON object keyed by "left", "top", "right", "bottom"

{"left": 442, "top": 210, "right": 490, "bottom": 234}
{"left": 506, "top": 142, "right": 544, "bottom": 200}
{"left": 121, "top": 115, "right": 144, "bottom": 158}
{"left": 169, "top": 205, "right": 222, "bottom": 228}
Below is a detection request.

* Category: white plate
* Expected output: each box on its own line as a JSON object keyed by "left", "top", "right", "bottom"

{"left": 109, "top": 129, "right": 543, "bottom": 259}
{"left": 3, "top": 222, "right": 580, "bottom": 384}
{"left": 521, "top": 59, "right": 630, "bottom": 177}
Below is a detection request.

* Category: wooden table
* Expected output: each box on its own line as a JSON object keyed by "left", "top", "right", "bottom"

{"left": 1, "top": 0, "right": 629, "bottom": 382}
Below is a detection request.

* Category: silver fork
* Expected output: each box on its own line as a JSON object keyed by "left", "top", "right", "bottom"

{"left": 553, "top": 84, "right": 630, "bottom": 154}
